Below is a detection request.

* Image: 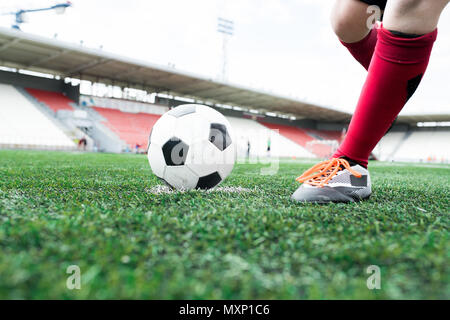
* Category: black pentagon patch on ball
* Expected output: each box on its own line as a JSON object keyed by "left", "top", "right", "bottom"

{"left": 167, "top": 104, "right": 196, "bottom": 118}
{"left": 209, "top": 123, "right": 231, "bottom": 151}
{"left": 196, "top": 171, "right": 222, "bottom": 190}
{"left": 162, "top": 138, "right": 189, "bottom": 166}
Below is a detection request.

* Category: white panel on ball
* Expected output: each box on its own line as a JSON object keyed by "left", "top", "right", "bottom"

{"left": 173, "top": 113, "right": 209, "bottom": 145}
{"left": 149, "top": 113, "right": 177, "bottom": 146}
{"left": 217, "top": 143, "right": 236, "bottom": 179}
{"left": 196, "top": 105, "right": 228, "bottom": 124}
{"left": 186, "top": 140, "right": 224, "bottom": 178}
{"left": 164, "top": 166, "right": 199, "bottom": 190}
{"left": 147, "top": 143, "right": 166, "bottom": 178}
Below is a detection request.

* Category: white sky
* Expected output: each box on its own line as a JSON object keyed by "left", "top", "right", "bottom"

{"left": 0, "top": 0, "right": 449, "bottom": 115}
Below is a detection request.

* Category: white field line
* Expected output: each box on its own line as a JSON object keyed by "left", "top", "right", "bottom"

{"left": 146, "top": 185, "right": 255, "bottom": 195}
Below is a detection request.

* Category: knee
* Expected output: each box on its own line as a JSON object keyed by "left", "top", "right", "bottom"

{"left": 331, "top": 13, "right": 357, "bottom": 42}
{"left": 330, "top": 0, "right": 372, "bottom": 43}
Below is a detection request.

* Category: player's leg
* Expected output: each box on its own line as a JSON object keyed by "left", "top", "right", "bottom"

{"left": 331, "top": 0, "right": 385, "bottom": 70}
{"left": 292, "top": 0, "right": 449, "bottom": 203}
{"left": 333, "top": 0, "right": 448, "bottom": 166}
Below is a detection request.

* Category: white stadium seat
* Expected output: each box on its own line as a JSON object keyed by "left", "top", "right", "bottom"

{"left": 372, "top": 130, "right": 450, "bottom": 163}
{"left": 0, "top": 84, "right": 75, "bottom": 149}
{"left": 393, "top": 130, "right": 450, "bottom": 162}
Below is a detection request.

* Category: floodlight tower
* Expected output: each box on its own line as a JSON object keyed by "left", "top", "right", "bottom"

{"left": 1, "top": 1, "right": 72, "bottom": 30}
{"left": 217, "top": 17, "right": 234, "bottom": 81}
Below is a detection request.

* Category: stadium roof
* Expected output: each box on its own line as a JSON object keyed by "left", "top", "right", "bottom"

{"left": 0, "top": 27, "right": 448, "bottom": 124}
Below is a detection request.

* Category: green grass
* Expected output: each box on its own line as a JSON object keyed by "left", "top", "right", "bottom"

{"left": 0, "top": 149, "right": 448, "bottom": 299}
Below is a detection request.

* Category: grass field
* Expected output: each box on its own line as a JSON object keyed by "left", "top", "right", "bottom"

{"left": 0, "top": 150, "right": 448, "bottom": 299}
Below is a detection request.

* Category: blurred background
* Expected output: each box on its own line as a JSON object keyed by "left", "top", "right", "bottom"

{"left": 0, "top": 0, "right": 448, "bottom": 162}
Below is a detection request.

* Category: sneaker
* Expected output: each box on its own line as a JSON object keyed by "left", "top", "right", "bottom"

{"left": 291, "top": 158, "right": 371, "bottom": 204}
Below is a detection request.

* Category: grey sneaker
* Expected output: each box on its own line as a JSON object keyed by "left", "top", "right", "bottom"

{"left": 291, "top": 158, "right": 371, "bottom": 204}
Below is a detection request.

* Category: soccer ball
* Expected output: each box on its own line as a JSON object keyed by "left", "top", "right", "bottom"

{"left": 147, "top": 104, "right": 236, "bottom": 190}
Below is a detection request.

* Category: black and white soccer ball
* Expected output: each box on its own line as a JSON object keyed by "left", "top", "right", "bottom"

{"left": 147, "top": 104, "right": 236, "bottom": 190}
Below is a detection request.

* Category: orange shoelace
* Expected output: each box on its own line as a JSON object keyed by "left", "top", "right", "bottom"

{"left": 296, "top": 158, "right": 362, "bottom": 188}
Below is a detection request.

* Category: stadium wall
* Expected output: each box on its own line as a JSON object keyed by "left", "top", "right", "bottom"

{"left": 0, "top": 70, "right": 80, "bottom": 103}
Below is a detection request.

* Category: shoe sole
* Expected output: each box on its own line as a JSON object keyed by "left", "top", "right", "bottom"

{"left": 291, "top": 192, "right": 371, "bottom": 204}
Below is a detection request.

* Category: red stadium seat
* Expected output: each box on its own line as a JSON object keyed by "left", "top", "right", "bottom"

{"left": 307, "top": 143, "right": 333, "bottom": 158}
{"left": 258, "top": 121, "right": 315, "bottom": 147}
{"left": 25, "top": 88, "right": 75, "bottom": 112}
{"left": 307, "top": 129, "right": 342, "bottom": 142}
{"left": 258, "top": 121, "right": 340, "bottom": 158}
{"left": 92, "top": 107, "right": 160, "bottom": 148}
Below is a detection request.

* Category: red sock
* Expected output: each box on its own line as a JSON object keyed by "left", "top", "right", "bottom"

{"left": 333, "top": 26, "right": 438, "bottom": 167}
{"left": 340, "top": 28, "right": 378, "bottom": 70}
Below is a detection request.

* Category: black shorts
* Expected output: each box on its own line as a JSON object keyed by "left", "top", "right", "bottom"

{"left": 359, "top": 0, "right": 387, "bottom": 10}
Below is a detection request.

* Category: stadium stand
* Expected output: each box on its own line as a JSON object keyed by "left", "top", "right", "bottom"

{"left": 305, "top": 140, "right": 338, "bottom": 159}
{"left": 227, "top": 117, "right": 315, "bottom": 158}
{"left": 80, "top": 95, "right": 168, "bottom": 115}
{"left": 393, "top": 130, "right": 450, "bottom": 162}
{"left": 3, "top": 83, "right": 450, "bottom": 161}
{"left": 82, "top": 98, "right": 314, "bottom": 156}
{"left": 258, "top": 121, "right": 314, "bottom": 146}
{"left": 372, "top": 131, "right": 408, "bottom": 161}
{"left": 257, "top": 121, "right": 339, "bottom": 158}
{"left": 0, "top": 84, "right": 76, "bottom": 149}
{"left": 307, "top": 129, "right": 342, "bottom": 142}
{"left": 92, "top": 106, "right": 161, "bottom": 148}
{"left": 25, "top": 88, "right": 75, "bottom": 112}
{"left": 4, "top": 84, "right": 449, "bottom": 160}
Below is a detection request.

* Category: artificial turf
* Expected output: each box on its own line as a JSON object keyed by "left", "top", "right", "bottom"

{"left": 0, "top": 149, "right": 448, "bottom": 299}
